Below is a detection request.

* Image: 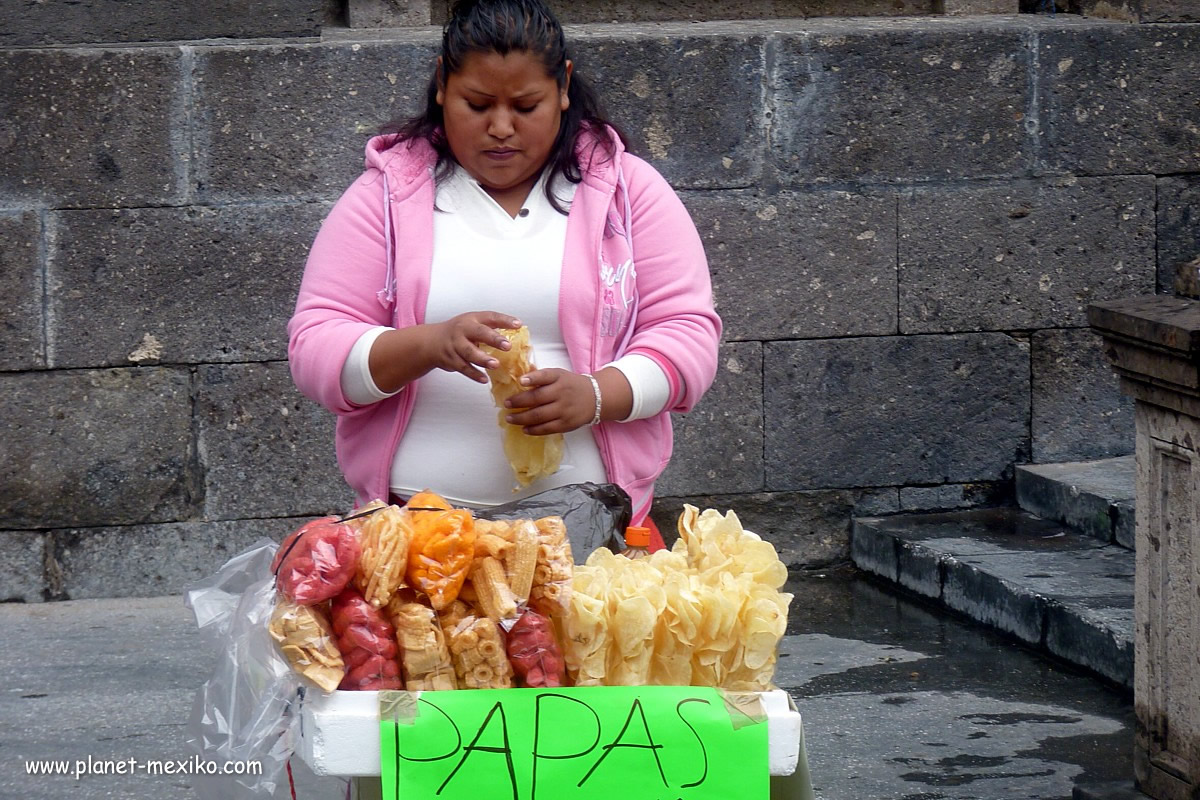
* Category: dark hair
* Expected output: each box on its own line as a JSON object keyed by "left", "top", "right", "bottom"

{"left": 381, "top": 0, "right": 627, "bottom": 213}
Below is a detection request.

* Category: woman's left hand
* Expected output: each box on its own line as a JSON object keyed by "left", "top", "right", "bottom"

{"left": 503, "top": 369, "right": 596, "bottom": 435}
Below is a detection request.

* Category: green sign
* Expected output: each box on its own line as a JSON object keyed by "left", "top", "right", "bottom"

{"left": 379, "top": 686, "right": 769, "bottom": 800}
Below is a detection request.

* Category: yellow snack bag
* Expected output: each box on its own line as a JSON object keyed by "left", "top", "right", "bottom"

{"left": 480, "top": 326, "right": 564, "bottom": 489}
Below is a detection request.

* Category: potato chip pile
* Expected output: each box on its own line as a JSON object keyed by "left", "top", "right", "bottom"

{"left": 480, "top": 326, "right": 564, "bottom": 489}
{"left": 563, "top": 505, "right": 792, "bottom": 691}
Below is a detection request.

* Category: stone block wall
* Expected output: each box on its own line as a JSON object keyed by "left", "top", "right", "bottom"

{"left": 2, "top": 14, "right": 1195, "bottom": 601}
{"left": 346, "top": 0, "right": 950, "bottom": 27}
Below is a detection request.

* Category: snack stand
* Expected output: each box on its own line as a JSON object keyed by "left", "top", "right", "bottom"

{"left": 185, "top": 488, "right": 815, "bottom": 800}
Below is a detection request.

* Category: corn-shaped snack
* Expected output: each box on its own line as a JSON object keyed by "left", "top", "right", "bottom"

{"left": 469, "top": 556, "right": 519, "bottom": 621}
{"left": 529, "top": 516, "right": 573, "bottom": 614}
{"left": 349, "top": 500, "right": 411, "bottom": 609}
{"left": 480, "top": 327, "right": 564, "bottom": 489}
{"left": 405, "top": 493, "right": 476, "bottom": 611}
{"left": 386, "top": 598, "right": 457, "bottom": 691}
{"left": 505, "top": 520, "right": 539, "bottom": 603}
{"left": 447, "top": 615, "right": 514, "bottom": 689}
{"left": 268, "top": 598, "right": 345, "bottom": 693}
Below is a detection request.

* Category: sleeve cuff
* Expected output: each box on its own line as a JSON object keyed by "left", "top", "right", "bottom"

{"left": 604, "top": 353, "right": 672, "bottom": 422}
{"left": 340, "top": 326, "right": 401, "bottom": 406}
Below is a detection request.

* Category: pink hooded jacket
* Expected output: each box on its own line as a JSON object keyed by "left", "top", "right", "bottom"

{"left": 288, "top": 127, "right": 721, "bottom": 521}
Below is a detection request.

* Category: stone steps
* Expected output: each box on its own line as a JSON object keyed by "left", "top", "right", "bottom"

{"left": 1016, "top": 456, "right": 1136, "bottom": 549}
{"left": 851, "top": 506, "right": 1134, "bottom": 688}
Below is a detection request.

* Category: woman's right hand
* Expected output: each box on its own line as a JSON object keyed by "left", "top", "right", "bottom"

{"left": 423, "top": 311, "right": 523, "bottom": 384}
{"left": 368, "top": 311, "right": 521, "bottom": 393}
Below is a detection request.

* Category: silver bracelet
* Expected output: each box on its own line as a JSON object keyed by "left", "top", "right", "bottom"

{"left": 585, "top": 373, "right": 603, "bottom": 426}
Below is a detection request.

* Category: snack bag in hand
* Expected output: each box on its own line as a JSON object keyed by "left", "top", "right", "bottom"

{"left": 480, "top": 326, "right": 564, "bottom": 488}
{"left": 330, "top": 588, "right": 402, "bottom": 690}
{"left": 272, "top": 517, "right": 360, "bottom": 606}
{"left": 405, "top": 492, "right": 476, "bottom": 611}
{"left": 506, "top": 609, "right": 566, "bottom": 688}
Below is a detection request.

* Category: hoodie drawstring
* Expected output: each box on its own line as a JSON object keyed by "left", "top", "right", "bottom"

{"left": 377, "top": 173, "right": 396, "bottom": 308}
{"left": 612, "top": 163, "right": 639, "bottom": 358}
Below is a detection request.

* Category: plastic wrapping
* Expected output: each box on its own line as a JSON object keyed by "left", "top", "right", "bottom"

{"left": 527, "top": 515, "right": 574, "bottom": 618}
{"left": 477, "top": 482, "right": 632, "bottom": 563}
{"left": 330, "top": 587, "right": 403, "bottom": 690}
{"left": 347, "top": 500, "right": 410, "bottom": 608}
{"left": 184, "top": 541, "right": 303, "bottom": 800}
{"left": 445, "top": 614, "right": 515, "bottom": 689}
{"left": 268, "top": 598, "right": 345, "bottom": 693}
{"left": 562, "top": 506, "right": 793, "bottom": 691}
{"left": 481, "top": 326, "right": 565, "bottom": 488}
{"left": 506, "top": 608, "right": 567, "bottom": 688}
{"left": 385, "top": 599, "right": 458, "bottom": 691}
{"left": 406, "top": 503, "right": 476, "bottom": 610}
{"left": 272, "top": 516, "right": 360, "bottom": 605}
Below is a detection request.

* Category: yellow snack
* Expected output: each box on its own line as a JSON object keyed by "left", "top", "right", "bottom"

{"left": 565, "top": 505, "right": 792, "bottom": 690}
{"left": 386, "top": 598, "right": 457, "bottom": 691}
{"left": 474, "top": 533, "right": 512, "bottom": 560}
{"left": 469, "top": 556, "right": 519, "bottom": 621}
{"left": 350, "top": 501, "right": 411, "bottom": 609}
{"left": 505, "top": 520, "right": 539, "bottom": 603}
{"left": 437, "top": 599, "right": 472, "bottom": 638}
{"left": 480, "top": 327, "right": 564, "bottom": 488}
{"left": 529, "top": 516, "right": 573, "bottom": 615}
{"left": 447, "top": 616, "right": 514, "bottom": 689}
{"left": 268, "top": 599, "right": 345, "bottom": 693}
{"left": 562, "top": 549, "right": 614, "bottom": 686}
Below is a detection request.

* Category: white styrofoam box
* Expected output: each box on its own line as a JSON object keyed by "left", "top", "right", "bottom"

{"left": 298, "top": 688, "right": 803, "bottom": 777}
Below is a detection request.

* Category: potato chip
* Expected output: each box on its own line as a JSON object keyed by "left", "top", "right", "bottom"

{"left": 566, "top": 503, "right": 791, "bottom": 690}
{"left": 481, "top": 327, "right": 564, "bottom": 488}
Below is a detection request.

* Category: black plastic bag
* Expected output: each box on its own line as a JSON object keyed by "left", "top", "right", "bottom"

{"left": 475, "top": 482, "right": 631, "bottom": 563}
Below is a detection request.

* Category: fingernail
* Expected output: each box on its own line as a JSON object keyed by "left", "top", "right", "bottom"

{"left": 519, "top": 376, "right": 530, "bottom": 385}
{"left": 505, "top": 415, "right": 514, "bottom": 424}
{"left": 511, "top": 319, "right": 523, "bottom": 327}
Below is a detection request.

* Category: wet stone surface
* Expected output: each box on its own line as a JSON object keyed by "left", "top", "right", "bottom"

{"left": 779, "top": 567, "right": 1134, "bottom": 799}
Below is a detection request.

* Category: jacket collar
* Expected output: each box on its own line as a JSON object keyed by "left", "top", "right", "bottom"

{"left": 363, "top": 123, "right": 626, "bottom": 201}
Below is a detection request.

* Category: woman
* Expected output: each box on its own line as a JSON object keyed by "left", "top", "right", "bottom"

{"left": 288, "top": 0, "right": 721, "bottom": 549}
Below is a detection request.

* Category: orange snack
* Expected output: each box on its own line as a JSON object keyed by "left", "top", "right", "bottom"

{"left": 404, "top": 493, "right": 476, "bottom": 611}
{"left": 407, "top": 491, "right": 452, "bottom": 512}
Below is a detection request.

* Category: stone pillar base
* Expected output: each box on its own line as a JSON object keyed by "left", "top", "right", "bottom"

{"left": 1090, "top": 295, "right": 1200, "bottom": 800}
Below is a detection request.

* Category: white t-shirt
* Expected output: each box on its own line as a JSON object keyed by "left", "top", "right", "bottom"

{"left": 340, "top": 164, "right": 669, "bottom": 506}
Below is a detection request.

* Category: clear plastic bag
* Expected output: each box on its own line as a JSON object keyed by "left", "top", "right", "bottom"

{"left": 184, "top": 541, "right": 302, "bottom": 800}
{"left": 330, "top": 587, "right": 403, "bottom": 690}
{"left": 272, "top": 516, "right": 361, "bottom": 606}
{"left": 506, "top": 608, "right": 567, "bottom": 688}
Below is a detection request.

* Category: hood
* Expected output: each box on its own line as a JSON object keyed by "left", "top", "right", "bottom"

{"left": 361, "top": 123, "right": 626, "bottom": 197}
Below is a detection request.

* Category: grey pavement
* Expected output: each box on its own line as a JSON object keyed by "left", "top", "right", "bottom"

{"left": 0, "top": 566, "right": 1134, "bottom": 800}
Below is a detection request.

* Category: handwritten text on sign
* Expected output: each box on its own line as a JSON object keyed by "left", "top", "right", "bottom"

{"left": 379, "top": 686, "right": 768, "bottom": 800}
